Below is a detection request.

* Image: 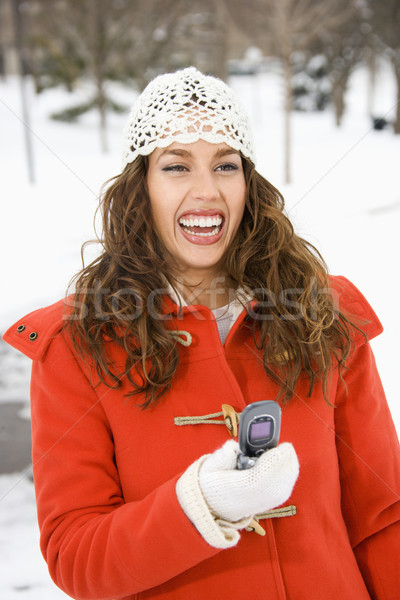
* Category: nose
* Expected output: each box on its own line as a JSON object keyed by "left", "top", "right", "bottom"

{"left": 189, "top": 169, "right": 220, "bottom": 202}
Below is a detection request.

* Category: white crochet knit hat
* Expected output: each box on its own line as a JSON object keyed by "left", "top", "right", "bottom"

{"left": 122, "top": 67, "right": 255, "bottom": 168}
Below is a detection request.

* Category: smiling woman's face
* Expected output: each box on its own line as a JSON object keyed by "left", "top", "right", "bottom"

{"left": 146, "top": 139, "right": 246, "bottom": 284}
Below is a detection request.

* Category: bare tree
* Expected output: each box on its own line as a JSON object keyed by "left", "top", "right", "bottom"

{"left": 367, "top": 0, "right": 400, "bottom": 133}
{"left": 167, "top": 0, "right": 230, "bottom": 81}
{"left": 317, "top": 6, "right": 367, "bottom": 127}
{"left": 30, "top": 0, "right": 136, "bottom": 151}
{"left": 226, "top": 0, "right": 357, "bottom": 183}
{"left": 271, "top": 0, "right": 360, "bottom": 181}
{"left": 30, "top": 0, "right": 187, "bottom": 150}
{"left": 121, "top": 0, "right": 188, "bottom": 88}
{"left": 134, "top": 0, "right": 231, "bottom": 84}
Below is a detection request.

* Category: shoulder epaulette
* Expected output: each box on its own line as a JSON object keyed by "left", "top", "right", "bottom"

{"left": 2, "top": 297, "right": 72, "bottom": 361}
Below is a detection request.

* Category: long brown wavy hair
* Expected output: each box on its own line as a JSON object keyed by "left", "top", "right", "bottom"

{"left": 67, "top": 155, "right": 361, "bottom": 408}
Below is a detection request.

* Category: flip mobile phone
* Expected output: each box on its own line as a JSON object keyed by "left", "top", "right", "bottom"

{"left": 237, "top": 400, "right": 281, "bottom": 470}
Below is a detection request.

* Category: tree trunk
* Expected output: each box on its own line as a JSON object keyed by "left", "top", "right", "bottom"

{"left": 393, "top": 55, "right": 400, "bottom": 134}
{"left": 283, "top": 55, "right": 292, "bottom": 184}
{"left": 88, "top": 0, "right": 108, "bottom": 153}
{"left": 96, "top": 71, "right": 108, "bottom": 153}
{"left": 366, "top": 47, "right": 377, "bottom": 118}
{"left": 332, "top": 82, "right": 345, "bottom": 127}
{"left": 212, "top": 0, "right": 229, "bottom": 80}
{"left": 10, "top": 0, "right": 35, "bottom": 184}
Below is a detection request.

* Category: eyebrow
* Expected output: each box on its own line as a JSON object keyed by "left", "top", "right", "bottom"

{"left": 157, "top": 147, "right": 240, "bottom": 160}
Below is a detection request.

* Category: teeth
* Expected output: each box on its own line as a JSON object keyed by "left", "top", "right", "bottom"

{"left": 182, "top": 226, "right": 221, "bottom": 237}
{"left": 179, "top": 215, "right": 223, "bottom": 227}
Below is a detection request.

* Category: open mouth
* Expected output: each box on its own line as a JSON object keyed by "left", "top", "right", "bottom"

{"left": 178, "top": 215, "right": 224, "bottom": 238}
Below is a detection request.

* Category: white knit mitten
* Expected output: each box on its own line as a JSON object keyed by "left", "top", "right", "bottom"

{"left": 176, "top": 440, "right": 299, "bottom": 549}
{"left": 199, "top": 440, "right": 299, "bottom": 522}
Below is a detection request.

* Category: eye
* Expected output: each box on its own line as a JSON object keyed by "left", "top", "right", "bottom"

{"left": 215, "top": 163, "right": 239, "bottom": 172}
{"left": 162, "top": 164, "right": 188, "bottom": 172}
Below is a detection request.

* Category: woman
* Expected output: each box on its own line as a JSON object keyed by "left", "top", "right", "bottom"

{"left": 4, "top": 67, "right": 400, "bottom": 600}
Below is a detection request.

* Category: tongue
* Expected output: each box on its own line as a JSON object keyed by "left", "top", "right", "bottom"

{"left": 187, "top": 225, "right": 215, "bottom": 234}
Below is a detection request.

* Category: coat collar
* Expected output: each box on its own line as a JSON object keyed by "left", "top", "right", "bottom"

{"left": 161, "top": 285, "right": 254, "bottom": 318}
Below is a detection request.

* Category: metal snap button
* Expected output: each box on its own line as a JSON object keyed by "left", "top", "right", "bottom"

{"left": 17, "top": 324, "right": 26, "bottom": 333}
{"left": 29, "top": 332, "right": 38, "bottom": 341}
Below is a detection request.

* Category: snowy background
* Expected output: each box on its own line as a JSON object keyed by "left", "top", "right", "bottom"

{"left": 0, "top": 62, "right": 399, "bottom": 598}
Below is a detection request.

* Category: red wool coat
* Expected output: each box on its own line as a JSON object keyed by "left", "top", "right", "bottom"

{"left": 3, "top": 275, "right": 400, "bottom": 600}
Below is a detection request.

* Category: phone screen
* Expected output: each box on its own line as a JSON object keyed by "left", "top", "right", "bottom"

{"left": 250, "top": 420, "right": 272, "bottom": 442}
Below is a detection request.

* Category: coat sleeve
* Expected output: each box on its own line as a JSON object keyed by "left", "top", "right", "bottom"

{"left": 30, "top": 330, "right": 220, "bottom": 600}
{"left": 334, "top": 341, "right": 400, "bottom": 600}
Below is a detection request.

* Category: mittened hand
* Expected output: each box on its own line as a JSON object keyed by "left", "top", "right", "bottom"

{"left": 198, "top": 439, "right": 299, "bottom": 522}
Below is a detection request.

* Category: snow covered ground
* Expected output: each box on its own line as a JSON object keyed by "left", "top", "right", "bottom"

{"left": 0, "top": 62, "right": 399, "bottom": 598}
